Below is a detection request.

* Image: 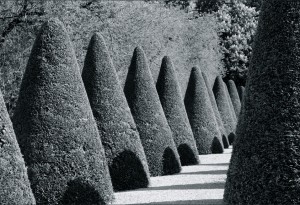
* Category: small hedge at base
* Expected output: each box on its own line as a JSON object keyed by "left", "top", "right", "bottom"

{"left": 224, "top": 81, "right": 237, "bottom": 122}
{"left": 202, "top": 72, "right": 229, "bottom": 148}
{"left": 82, "top": 33, "right": 150, "bottom": 191}
{"left": 237, "top": 85, "right": 245, "bottom": 102}
{"left": 13, "top": 18, "right": 114, "bottom": 204}
{"left": 213, "top": 76, "right": 236, "bottom": 139}
{"left": 225, "top": 1, "right": 300, "bottom": 204}
{"left": 226, "top": 80, "right": 241, "bottom": 117}
{"left": 184, "top": 67, "right": 224, "bottom": 154}
{"left": 156, "top": 56, "right": 199, "bottom": 166}
{"left": 0, "top": 89, "right": 36, "bottom": 205}
{"left": 124, "top": 47, "right": 181, "bottom": 176}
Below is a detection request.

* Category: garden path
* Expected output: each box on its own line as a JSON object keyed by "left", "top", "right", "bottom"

{"left": 113, "top": 147, "right": 232, "bottom": 205}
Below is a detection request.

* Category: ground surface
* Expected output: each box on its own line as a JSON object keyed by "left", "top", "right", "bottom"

{"left": 113, "top": 147, "right": 232, "bottom": 205}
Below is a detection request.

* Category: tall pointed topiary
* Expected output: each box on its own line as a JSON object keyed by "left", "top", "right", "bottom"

{"left": 237, "top": 85, "right": 245, "bottom": 102}
{"left": 13, "top": 18, "right": 114, "bottom": 204}
{"left": 124, "top": 47, "right": 181, "bottom": 176}
{"left": 156, "top": 56, "right": 199, "bottom": 166}
{"left": 202, "top": 72, "right": 229, "bottom": 149}
{"left": 224, "top": 81, "right": 237, "bottom": 122}
{"left": 213, "top": 76, "right": 236, "bottom": 139}
{"left": 226, "top": 80, "right": 241, "bottom": 117}
{"left": 184, "top": 67, "right": 224, "bottom": 154}
{"left": 225, "top": 1, "right": 300, "bottom": 204}
{"left": 0, "top": 90, "right": 36, "bottom": 205}
{"left": 82, "top": 33, "right": 150, "bottom": 191}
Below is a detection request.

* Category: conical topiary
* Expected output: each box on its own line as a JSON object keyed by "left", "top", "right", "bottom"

{"left": 224, "top": 81, "right": 237, "bottom": 122}
{"left": 156, "top": 56, "right": 199, "bottom": 166}
{"left": 124, "top": 47, "right": 181, "bottom": 176}
{"left": 237, "top": 85, "right": 245, "bottom": 102}
{"left": 225, "top": 1, "right": 300, "bottom": 204}
{"left": 202, "top": 72, "right": 229, "bottom": 148}
{"left": 184, "top": 67, "right": 224, "bottom": 154}
{"left": 82, "top": 33, "right": 150, "bottom": 191}
{"left": 226, "top": 80, "right": 241, "bottom": 117}
{"left": 13, "top": 18, "right": 114, "bottom": 204}
{"left": 213, "top": 76, "right": 236, "bottom": 139}
{"left": 0, "top": 89, "right": 36, "bottom": 205}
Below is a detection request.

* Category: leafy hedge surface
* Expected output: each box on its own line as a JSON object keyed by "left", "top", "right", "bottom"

{"left": 0, "top": 89, "right": 36, "bottom": 205}
{"left": 224, "top": 81, "right": 237, "bottom": 122}
{"left": 226, "top": 80, "right": 241, "bottom": 117}
{"left": 12, "top": 19, "right": 114, "bottom": 204}
{"left": 185, "top": 67, "right": 224, "bottom": 154}
{"left": 225, "top": 1, "right": 300, "bottom": 204}
{"left": 82, "top": 33, "right": 150, "bottom": 191}
{"left": 237, "top": 85, "right": 245, "bottom": 102}
{"left": 202, "top": 72, "right": 229, "bottom": 148}
{"left": 213, "top": 76, "right": 236, "bottom": 137}
{"left": 156, "top": 56, "right": 199, "bottom": 166}
{"left": 124, "top": 47, "right": 181, "bottom": 176}
{"left": 0, "top": 1, "right": 222, "bottom": 116}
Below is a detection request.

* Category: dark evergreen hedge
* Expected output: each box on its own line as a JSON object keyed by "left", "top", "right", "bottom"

{"left": 202, "top": 72, "right": 229, "bottom": 148}
{"left": 156, "top": 56, "right": 199, "bottom": 166}
{"left": 237, "top": 85, "right": 245, "bottom": 102}
{"left": 82, "top": 33, "right": 150, "bottom": 191}
{"left": 13, "top": 18, "right": 114, "bottom": 204}
{"left": 124, "top": 47, "right": 181, "bottom": 176}
{"left": 224, "top": 82, "right": 237, "bottom": 123}
{"left": 226, "top": 80, "right": 241, "bottom": 117}
{"left": 213, "top": 76, "right": 236, "bottom": 139}
{"left": 184, "top": 67, "right": 224, "bottom": 154}
{"left": 0, "top": 90, "right": 36, "bottom": 205}
{"left": 225, "top": 1, "right": 300, "bottom": 204}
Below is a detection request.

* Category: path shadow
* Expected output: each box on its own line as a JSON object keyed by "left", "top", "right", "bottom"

{"left": 198, "top": 163, "right": 229, "bottom": 166}
{"left": 131, "top": 182, "right": 224, "bottom": 191}
{"left": 179, "top": 169, "right": 227, "bottom": 175}
{"left": 128, "top": 199, "right": 224, "bottom": 204}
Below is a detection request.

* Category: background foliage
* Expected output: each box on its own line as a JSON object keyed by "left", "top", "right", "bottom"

{"left": 0, "top": 0, "right": 223, "bottom": 116}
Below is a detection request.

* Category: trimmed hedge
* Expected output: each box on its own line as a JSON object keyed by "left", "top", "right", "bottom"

{"left": 237, "top": 85, "right": 245, "bottom": 102}
{"left": 12, "top": 18, "right": 114, "bottom": 204}
{"left": 185, "top": 67, "right": 224, "bottom": 154}
{"left": 124, "top": 47, "right": 181, "bottom": 176}
{"left": 213, "top": 76, "right": 236, "bottom": 138}
{"left": 82, "top": 33, "right": 150, "bottom": 191}
{"left": 0, "top": 89, "right": 36, "bottom": 205}
{"left": 226, "top": 80, "right": 241, "bottom": 117}
{"left": 224, "top": 81, "right": 237, "bottom": 122}
{"left": 202, "top": 72, "right": 229, "bottom": 149}
{"left": 224, "top": 1, "right": 300, "bottom": 204}
{"left": 156, "top": 56, "right": 199, "bottom": 166}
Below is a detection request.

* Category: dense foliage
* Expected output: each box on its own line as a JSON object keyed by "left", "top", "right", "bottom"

{"left": 0, "top": 0, "right": 222, "bottom": 116}
{"left": 217, "top": 0, "right": 259, "bottom": 85}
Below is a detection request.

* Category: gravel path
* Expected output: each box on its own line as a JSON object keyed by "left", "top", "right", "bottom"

{"left": 113, "top": 147, "right": 232, "bottom": 205}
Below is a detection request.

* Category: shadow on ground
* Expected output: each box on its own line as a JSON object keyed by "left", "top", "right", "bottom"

{"left": 179, "top": 169, "right": 227, "bottom": 175}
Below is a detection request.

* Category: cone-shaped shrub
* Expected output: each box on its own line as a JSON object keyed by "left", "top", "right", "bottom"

{"left": 124, "top": 47, "right": 181, "bottom": 176}
{"left": 156, "top": 56, "right": 199, "bottom": 166}
{"left": 82, "top": 33, "right": 150, "bottom": 191}
{"left": 226, "top": 80, "right": 241, "bottom": 117}
{"left": 0, "top": 90, "right": 36, "bottom": 205}
{"left": 213, "top": 76, "right": 236, "bottom": 138}
{"left": 225, "top": 1, "right": 300, "bottom": 204}
{"left": 237, "top": 85, "right": 245, "bottom": 102}
{"left": 224, "top": 82, "right": 237, "bottom": 122}
{"left": 202, "top": 72, "right": 229, "bottom": 148}
{"left": 184, "top": 67, "right": 224, "bottom": 154}
{"left": 13, "top": 18, "right": 113, "bottom": 204}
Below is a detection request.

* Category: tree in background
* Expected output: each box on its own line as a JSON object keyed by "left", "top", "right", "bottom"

{"left": 217, "top": 0, "right": 258, "bottom": 86}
